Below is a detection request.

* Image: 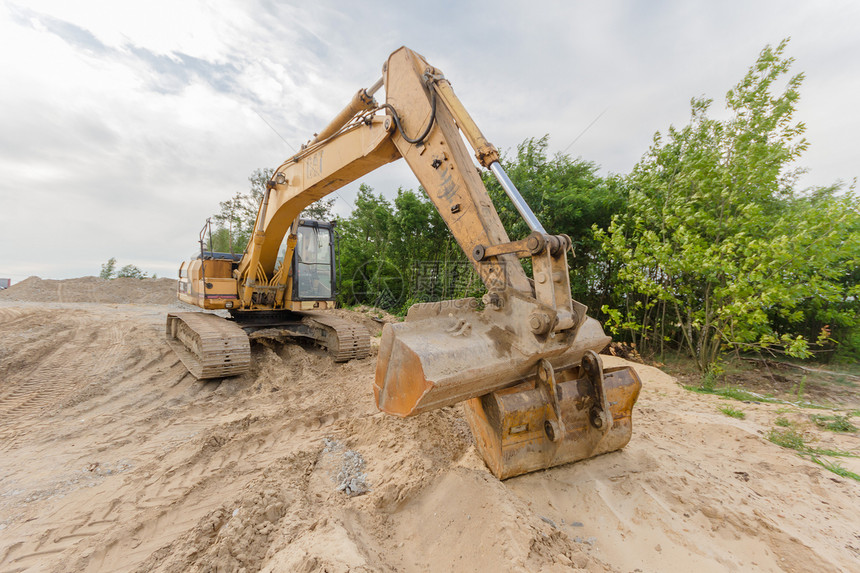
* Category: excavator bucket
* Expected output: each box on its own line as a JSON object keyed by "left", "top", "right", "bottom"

{"left": 374, "top": 299, "right": 642, "bottom": 479}
{"left": 463, "top": 357, "right": 641, "bottom": 479}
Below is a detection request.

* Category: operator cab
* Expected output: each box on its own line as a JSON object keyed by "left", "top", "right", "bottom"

{"left": 276, "top": 219, "right": 337, "bottom": 302}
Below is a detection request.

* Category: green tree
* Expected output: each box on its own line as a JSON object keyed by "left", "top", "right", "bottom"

{"left": 211, "top": 168, "right": 272, "bottom": 253}
{"left": 765, "top": 185, "right": 860, "bottom": 363}
{"left": 302, "top": 197, "right": 336, "bottom": 221}
{"left": 100, "top": 257, "right": 117, "bottom": 279}
{"left": 336, "top": 184, "right": 398, "bottom": 307}
{"left": 390, "top": 187, "right": 474, "bottom": 304}
{"left": 117, "top": 264, "right": 147, "bottom": 279}
{"left": 101, "top": 258, "right": 152, "bottom": 279}
{"left": 596, "top": 39, "right": 859, "bottom": 369}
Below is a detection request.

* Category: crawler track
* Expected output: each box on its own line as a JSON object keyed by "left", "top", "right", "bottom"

{"left": 166, "top": 312, "right": 251, "bottom": 379}
{"left": 302, "top": 311, "right": 371, "bottom": 362}
{"left": 167, "top": 311, "right": 370, "bottom": 380}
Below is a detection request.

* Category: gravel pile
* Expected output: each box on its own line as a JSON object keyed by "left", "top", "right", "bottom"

{"left": 322, "top": 437, "right": 370, "bottom": 497}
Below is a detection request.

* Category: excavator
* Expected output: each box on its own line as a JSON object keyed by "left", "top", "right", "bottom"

{"left": 168, "top": 46, "right": 641, "bottom": 479}
{"left": 169, "top": 216, "right": 369, "bottom": 377}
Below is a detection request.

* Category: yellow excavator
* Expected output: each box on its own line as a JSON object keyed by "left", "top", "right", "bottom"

{"left": 169, "top": 215, "right": 368, "bottom": 377}
{"left": 168, "top": 46, "right": 641, "bottom": 479}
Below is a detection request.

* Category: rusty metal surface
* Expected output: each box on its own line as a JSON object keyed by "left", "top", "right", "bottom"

{"left": 373, "top": 298, "right": 610, "bottom": 417}
{"left": 463, "top": 360, "right": 642, "bottom": 480}
{"left": 375, "top": 295, "right": 641, "bottom": 478}
{"left": 165, "top": 312, "right": 251, "bottom": 379}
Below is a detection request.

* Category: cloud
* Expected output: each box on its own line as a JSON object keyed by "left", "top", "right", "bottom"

{"left": 10, "top": 4, "right": 109, "bottom": 55}
{"left": 0, "top": 0, "right": 858, "bottom": 283}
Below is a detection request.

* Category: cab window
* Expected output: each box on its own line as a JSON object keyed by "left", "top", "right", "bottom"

{"left": 295, "top": 226, "right": 332, "bottom": 299}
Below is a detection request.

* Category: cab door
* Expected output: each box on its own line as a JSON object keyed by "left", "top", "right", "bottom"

{"left": 292, "top": 221, "right": 335, "bottom": 301}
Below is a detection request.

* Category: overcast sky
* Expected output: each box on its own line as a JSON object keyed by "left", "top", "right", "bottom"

{"left": 1, "top": 0, "right": 858, "bottom": 283}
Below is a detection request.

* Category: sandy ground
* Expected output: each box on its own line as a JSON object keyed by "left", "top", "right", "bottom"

{"left": 0, "top": 279, "right": 858, "bottom": 572}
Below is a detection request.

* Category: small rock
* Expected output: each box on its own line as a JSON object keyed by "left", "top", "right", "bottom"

{"left": 539, "top": 515, "right": 557, "bottom": 528}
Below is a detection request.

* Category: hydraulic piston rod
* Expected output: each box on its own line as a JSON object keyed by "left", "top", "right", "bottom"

{"left": 429, "top": 75, "right": 547, "bottom": 234}
{"left": 366, "top": 76, "right": 384, "bottom": 97}
{"left": 488, "top": 161, "right": 547, "bottom": 234}
{"left": 311, "top": 78, "right": 384, "bottom": 145}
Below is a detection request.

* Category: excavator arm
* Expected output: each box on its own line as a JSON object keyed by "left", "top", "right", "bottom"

{"left": 232, "top": 46, "right": 641, "bottom": 479}
{"left": 237, "top": 49, "right": 532, "bottom": 304}
{"left": 240, "top": 48, "right": 575, "bottom": 328}
{"left": 236, "top": 113, "right": 399, "bottom": 306}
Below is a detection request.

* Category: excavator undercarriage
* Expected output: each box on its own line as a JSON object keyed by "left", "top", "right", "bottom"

{"left": 238, "top": 310, "right": 371, "bottom": 363}
{"left": 166, "top": 312, "right": 251, "bottom": 379}
{"left": 166, "top": 310, "right": 370, "bottom": 379}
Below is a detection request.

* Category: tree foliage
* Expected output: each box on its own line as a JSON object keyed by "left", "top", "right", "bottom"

{"left": 99, "top": 257, "right": 154, "bottom": 279}
{"left": 302, "top": 196, "right": 336, "bottom": 221}
{"left": 211, "top": 168, "right": 271, "bottom": 254}
{"left": 100, "top": 257, "right": 117, "bottom": 279}
{"left": 117, "top": 264, "right": 147, "bottom": 279}
{"left": 336, "top": 184, "right": 468, "bottom": 310}
{"left": 596, "top": 39, "right": 860, "bottom": 369}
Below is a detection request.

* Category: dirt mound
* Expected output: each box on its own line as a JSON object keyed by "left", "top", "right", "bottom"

{"left": 326, "top": 305, "right": 401, "bottom": 337}
{"left": 601, "top": 341, "right": 644, "bottom": 363}
{"left": 0, "top": 275, "right": 177, "bottom": 304}
{"left": 0, "top": 302, "right": 858, "bottom": 572}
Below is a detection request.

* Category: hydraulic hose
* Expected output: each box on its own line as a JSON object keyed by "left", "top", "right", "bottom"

{"left": 378, "top": 77, "right": 438, "bottom": 144}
